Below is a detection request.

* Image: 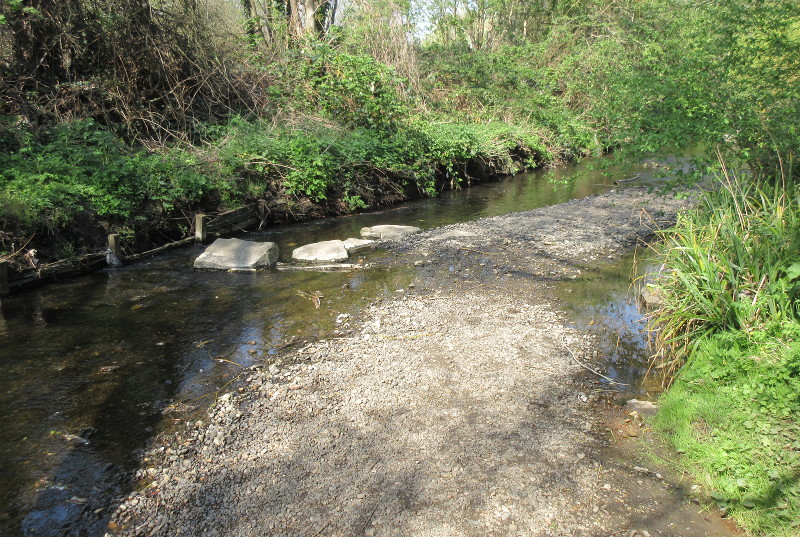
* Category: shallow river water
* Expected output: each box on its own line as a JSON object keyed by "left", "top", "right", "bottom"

{"left": 0, "top": 159, "right": 665, "bottom": 536}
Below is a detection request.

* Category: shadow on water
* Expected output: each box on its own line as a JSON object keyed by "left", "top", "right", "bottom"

{"left": 556, "top": 253, "right": 666, "bottom": 399}
{"left": 0, "top": 156, "right": 661, "bottom": 536}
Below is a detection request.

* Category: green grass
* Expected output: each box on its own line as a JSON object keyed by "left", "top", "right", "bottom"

{"left": 648, "top": 161, "right": 800, "bottom": 536}
{"left": 654, "top": 327, "right": 800, "bottom": 536}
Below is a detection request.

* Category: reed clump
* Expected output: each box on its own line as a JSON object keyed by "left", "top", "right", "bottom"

{"left": 648, "top": 161, "right": 800, "bottom": 376}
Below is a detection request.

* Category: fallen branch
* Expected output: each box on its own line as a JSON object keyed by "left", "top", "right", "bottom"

{"left": 459, "top": 247, "right": 493, "bottom": 256}
{"left": 561, "top": 337, "right": 628, "bottom": 386}
{"left": 379, "top": 332, "right": 442, "bottom": 340}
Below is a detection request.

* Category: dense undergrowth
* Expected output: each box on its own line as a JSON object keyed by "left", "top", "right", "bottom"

{"left": 648, "top": 171, "right": 800, "bottom": 536}
{"left": 0, "top": 8, "right": 605, "bottom": 268}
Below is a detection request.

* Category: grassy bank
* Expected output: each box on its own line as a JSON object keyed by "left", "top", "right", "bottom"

{"left": 648, "top": 172, "right": 800, "bottom": 536}
{"left": 0, "top": 113, "right": 577, "bottom": 270}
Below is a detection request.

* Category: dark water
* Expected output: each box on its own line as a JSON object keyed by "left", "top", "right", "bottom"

{"left": 0, "top": 157, "right": 661, "bottom": 536}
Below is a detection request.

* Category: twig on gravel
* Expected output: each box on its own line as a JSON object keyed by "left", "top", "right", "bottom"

{"left": 216, "top": 358, "right": 245, "bottom": 367}
{"left": 297, "top": 289, "right": 324, "bottom": 308}
{"left": 561, "top": 337, "right": 628, "bottom": 386}
{"left": 524, "top": 364, "right": 561, "bottom": 374}
{"left": 359, "top": 499, "right": 381, "bottom": 536}
{"left": 459, "top": 247, "right": 495, "bottom": 256}
{"left": 311, "top": 519, "right": 332, "bottom": 537}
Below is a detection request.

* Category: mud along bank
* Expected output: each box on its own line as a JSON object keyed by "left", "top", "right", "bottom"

{"left": 108, "top": 188, "right": 739, "bottom": 537}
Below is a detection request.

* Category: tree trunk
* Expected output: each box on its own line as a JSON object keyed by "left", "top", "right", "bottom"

{"left": 288, "top": 0, "right": 302, "bottom": 37}
{"left": 304, "top": 0, "right": 317, "bottom": 35}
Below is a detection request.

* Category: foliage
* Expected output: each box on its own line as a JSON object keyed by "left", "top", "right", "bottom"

{"left": 0, "top": 119, "right": 215, "bottom": 242}
{"left": 0, "top": 0, "right": 271, "bottom": 141}
{"left": 213, "top": 116, "right": 555, "bottom": 207}
{"left": 654, "top": 326, "right": 800, "bottom": 536}
{"left": 417, "top": 43, "right": 601, "bottom": 157}
{"left": 298, "top": 45, "right": 410, "bottom": 130}
{"left": 648, "top": 170, "right": 800, "bottom": 373}
{"left": 537, "top": 0, "right": 800, "bottom": 179}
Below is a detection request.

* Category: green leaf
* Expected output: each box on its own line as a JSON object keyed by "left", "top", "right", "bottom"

{"left": 784, "top": 262, "right": 800, "bottom": 282}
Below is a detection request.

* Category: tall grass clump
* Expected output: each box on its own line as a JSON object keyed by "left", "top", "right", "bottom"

{"left": 649, "top": 160, "right": 800, "bottom": 536}
{"left": 648, "top": 164, "right": 800, "bottom": 375}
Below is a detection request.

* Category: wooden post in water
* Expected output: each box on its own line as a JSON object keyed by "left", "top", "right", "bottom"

{"left": 108, "top": 234, "right": 121, "bottom": 258}
{"left": 195, "top": 214, "right": 208, "bottom": 243}
{"left": 0, "top": 261, "right": 9, "bottom": 296}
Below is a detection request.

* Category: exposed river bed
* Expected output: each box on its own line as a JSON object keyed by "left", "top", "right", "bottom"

{"left": 1, "top": 158, "right": 673, "bottom": 536}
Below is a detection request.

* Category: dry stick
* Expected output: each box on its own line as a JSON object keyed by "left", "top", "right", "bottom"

{"left": 459, "top": 247, "right": 493, "bottom": 256}
{"left": 561, "top": 337, "right": 628, "bottom": 386}
{"left": 524, "top": 364, "right": 561, "bottom": 374}
{"left": 379, "top": 332, "right": 442, "bottom": 340}
{"left": 0, "top": 235, "right": 35, "bottom": 263}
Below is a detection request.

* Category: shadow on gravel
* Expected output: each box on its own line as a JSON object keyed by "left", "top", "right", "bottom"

{"left": 151, "top": 379, "right": 596, "bottom": 536}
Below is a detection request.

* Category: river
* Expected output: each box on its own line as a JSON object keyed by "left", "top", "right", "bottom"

{"left": 0, "top": 157, "right": 667, "bottom": 536}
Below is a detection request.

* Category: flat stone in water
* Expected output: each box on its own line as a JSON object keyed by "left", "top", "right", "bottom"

{"left": 194, "top": 238, "right": 279, "bottom": 270}
{"left": 361, "top": 225, "right": 421, "bottom": 240}
{"left": 292, "top": 240, "right": 349, "bottom": 263}
{"left": 342, "top": 238, "right": 374, "bottom": 253}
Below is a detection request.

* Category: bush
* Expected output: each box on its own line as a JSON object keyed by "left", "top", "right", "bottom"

{"left": 298, "top": 45, "right": 410, "bottom": 131}
{"left": 214, "top": 117, "right": 556, "bottom": 209}
{"left": 0, "top": 119, "right": 215, "bottom": 246}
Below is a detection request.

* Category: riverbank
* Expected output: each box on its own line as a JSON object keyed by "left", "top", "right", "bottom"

{"left": 0, "top": 118, "right": 566, "bottom": 282}
{"left": 104, "top": 187, "right": 738, "bottom": 537}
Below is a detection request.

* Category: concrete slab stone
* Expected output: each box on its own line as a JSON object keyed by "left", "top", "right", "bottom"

{"left": 342, "top": 238, "right": 374, "bottom": 253}
{"left": 292, "top": 240, "right": 349, "bottom": 263}
{"left": 194, "top": 238, "right": 279, "bottom": 270}
{"left": 360, "top": 225, "right": 421, "bottom": 240}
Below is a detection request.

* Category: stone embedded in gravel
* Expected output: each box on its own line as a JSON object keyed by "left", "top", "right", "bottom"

{"left": 639, "top": 284, "right": 666, "bottom": 308}
{"left": 426, "top": 229, "right": 478, "bottom": 241}
{"left": 360, "top": 225, "right": 421, "bottom": 240}
{"left": 625, "top": 399, "right": 658, "bottom": 417}
{"left": 194, "top": 238, "right": 279, "bottom": 270}
{"left": 342, "top": 238, "right": 374, "bottom": 253}
{"left": 291, "top": 240, "right": 349, "bottom": 263}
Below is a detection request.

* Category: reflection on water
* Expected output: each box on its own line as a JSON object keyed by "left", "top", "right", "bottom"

{"left": 557, "top": 254, "right": 665, "bottom": 398}
{"left": 0, "top": 156, "right": 653, "bottom": 536}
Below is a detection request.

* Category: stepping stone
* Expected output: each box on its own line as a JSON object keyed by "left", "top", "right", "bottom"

{"left": 360, "top": 225, "right": 421, "bottom": 240}
{"left": 292, "top": 240, "right": 349, "bottom": 263}
{"left": 343, "top": 238, "right": 374, "bottom": 253}
{"left": 625, "top": 399, "right": 658, "bottom": 417}
{"left": 194, "top": 238, "right": 278, "bottom": 270}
